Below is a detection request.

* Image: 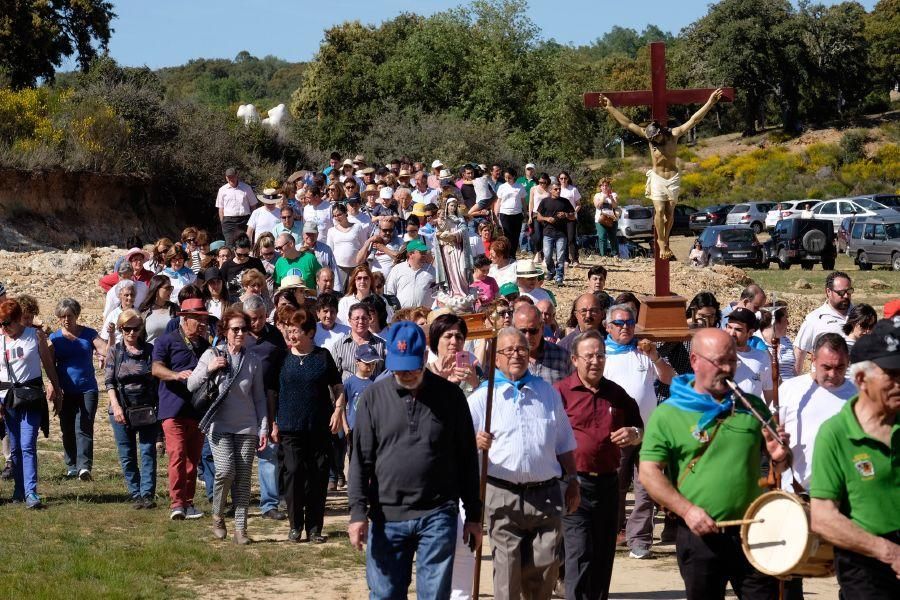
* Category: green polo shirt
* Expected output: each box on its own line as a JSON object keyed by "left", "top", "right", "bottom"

{"left": 516, "top": 176, "right": 536, "bottom": 213}
{"left": 809, "top": 396, "right": 900, "bottom": 536}
{"left": 274, "top": 252, "right": 321, "bottom": 289}
{"left": 641, "top": 398, "right": 771, "bottom": 521}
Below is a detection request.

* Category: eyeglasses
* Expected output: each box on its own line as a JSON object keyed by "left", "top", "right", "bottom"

{"left": 497, "top": 346, "right": 529, "bottom": 358}
{"left": 694, "top": 352, "right": 737, "bottom": 370}
{"left": 495, "top": 310, "right": 512, "bottom": 318}
{"left": 344, "top": 184, "right": 355, "bottom": 189}
{"left": 576, "top": 308, "right": 602, "bottom": 315}
{"left": 229, "top": 326, "right": 249, "bottom": 333}
{"left": 355, "top": 276, "right": 371, "bottom": 281}
{"left": 828, "top": 287, "right": 853, "bottom": 298}
{"left": 121, "top": 326, "right": 141, "bottom": 333}
{"left": 350, "top": 315, "right": 371, "bottom": 322}
{"left": 576, "top": 353, "right": 606, "bottom": 363}
{"left": 518, "top": 327, "right": 541, "bottom": 336}
{"left": 609, "top": 319, "right": 636, "bottom": 328}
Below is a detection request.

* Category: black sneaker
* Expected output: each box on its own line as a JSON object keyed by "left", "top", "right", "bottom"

{"left": 288, "top": 529, "right": 304, "bottom": 543}
{"left": 308, "top": 530, "right": 328, "bottom": 544}
{"left": 142, "top": 497, "right": 157, "bottom": 510}
{"left": 132, "top": 497, "right": 145, "bottom": 510}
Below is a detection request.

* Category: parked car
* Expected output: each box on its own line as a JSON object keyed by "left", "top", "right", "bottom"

{"left": 764, "top": 218, "right": 836, "bottom": 271}
{"left": 689, "top": 204, "right": 734, "bottom": 233}
{"left": 852, "top": 194, "right": 900, "bottom": 212}
{"left": 672, "top": 205, "right": 698, "bottom": 235}
{"left": 765, "top": 200, "right": 820, "bottom": 230}
{"left": 806, "top": 198, "right": 894, "bottom": 232}
{"left": 617, "top": 205, "right": 654, "bottom": 240}
{"left": 726, "top": 202, "right": 776, "bottom": 233}
{"left": 695, "top": 225, "right": 765, "bottom": 268}
{"left": 848, "top": 215, "right": 900, "bottom": 271}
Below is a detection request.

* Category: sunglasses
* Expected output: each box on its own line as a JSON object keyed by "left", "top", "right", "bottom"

{"left": 184, "top": 238, "right": 195, "bottom": 243}
{"left": 518, "top": 327, "right": 541, "bottom": 336}
{"left": 121, "top": 326, "right": 141, "bottom": 333}
{"left": 610, "top": 319, "right": 636, "bottom": 328}
{"left": 235, "top": 252, "right": 250, "bottom": 258}
{"left": 828, "top": 288, "right": 853, "bottom": 298}
{"left": 495, "top": 310, "right": 512, "bottom": 318}
{"left": 281, "top": 215, "right": 293, "bottom": 220}
{"left": 274, "top": 243, "right": 288, "bottom": 251}
{"left": 380, "top": 229, "right": 394, "bottom": 235}
{"left": 229, "top": 326, "right": 249, "bottom": 333}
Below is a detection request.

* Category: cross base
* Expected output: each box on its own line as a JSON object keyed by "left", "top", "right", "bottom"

{"left": 635, "top": 295, "right": 693, "bottom": 342}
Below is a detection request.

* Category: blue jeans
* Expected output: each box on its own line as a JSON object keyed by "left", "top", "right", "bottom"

{"left": 367, "top": 506, "right": 458, "bottom": 600}
{"left": 257, "top": 441, "right": 279, "bottom": 513}
{"left": 60, "top": 390, "right": 99, "bottom": 472}
{"left": 542, "top": 235, "right": 567, "bottom": 283}
{"left": 5, "top": 405, "right": 42, "bottom": 499}
{"left": 198, "top": 436, "right": 216, "bottom": 503}
{"left": 109, "top": 415, "right": 158, "bottom": 500}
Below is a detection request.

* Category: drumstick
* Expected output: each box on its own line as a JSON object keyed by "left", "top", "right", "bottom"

{"left": 715, "top": 518, "right": 764, "bottom": 528}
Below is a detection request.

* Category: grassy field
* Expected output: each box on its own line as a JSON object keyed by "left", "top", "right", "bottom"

{"left": 0, "top": 425, "right": 363, "bottom": 598}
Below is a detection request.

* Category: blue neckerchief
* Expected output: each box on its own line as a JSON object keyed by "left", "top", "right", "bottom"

{"left": 664, "top": 374, "right": 748, "bottom": 432}
{"left": 605, "top": 334, "right": 637, "bottom": 355}
{"left": 747, "top": 336, "right": 768, "bottom": 352}
{"left": 478, "top": 369, "right": 539, "bottom": 392}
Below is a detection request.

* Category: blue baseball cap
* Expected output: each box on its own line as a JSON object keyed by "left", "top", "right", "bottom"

{"left": 382, "top": 321, "right": 426, "bottom": 371}
{"left": 355, "top": 343, "right": 380, "bottom": 363}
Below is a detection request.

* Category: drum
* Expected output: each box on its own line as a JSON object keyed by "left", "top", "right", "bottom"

{"left": 740, "top": 490, "right": 834, "bottom": 578}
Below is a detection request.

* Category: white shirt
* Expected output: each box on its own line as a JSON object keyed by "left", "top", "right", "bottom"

{"left": 468, "top": 377, "right": 577, "bottom": 484}
{"left": 247, "top": 205, "right": 281, "bottom": 242}
{"left": 0, "top": 327, "right": 42, "bottom": 382}
{"left": 559, "top": 184, "right": 581, "bottom": 210}
{"left": 795, "top": 303, "right": 850, "bottom": 352}
{"left": 753, "top": 333, "right": 797, "bottom": 383}
{"left": 348, "top": 211, "right": 373, "bottom": 235}
{"left": 604, "top": 349, "right": 660, "bottom": 425}
{"left": 521, "top": 286, "right": 551, "bottom": 305}
{"left": 303, "top": 200, "right": 334, "bottom": 238}
{"left": 778, "top": 374, "right": 855, "bottom": 490}
{"left": 412, "top": 187, "right": 439, "bottom": 206}
{"left": 327, "top": 223, "right": 368, "bottom": 268}
{"left": 315, "top": 322, "right": 351, "bottom": 354}
{"left": 215, "top": 181, "right": 257, "bottom": 217}
{"left": 496, "top": 182, "right": 525, "bottom": 215}
{"left": 103, "top": 280, "right": 148, "bottom": 318}
{"left": 384, "top": 261, "right": 437, "bottom": 308}
{"left": 594, "top": 191, "right": 618, "bottom": 223}
{"left": 367, "top": 238, "right": 401, "bottom": 278}
{"left": 489, "top": 262, "right": 517, "bottom": 288}
{"left": 99, "top": 307, "right": 124, "bottom": 345}
{"left": 735, "top": 346, "right": 774, "bottom": 398}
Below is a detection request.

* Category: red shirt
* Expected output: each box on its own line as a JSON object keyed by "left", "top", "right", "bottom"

{"left": 555, "top": 371, "right": 643, "bottom": 475}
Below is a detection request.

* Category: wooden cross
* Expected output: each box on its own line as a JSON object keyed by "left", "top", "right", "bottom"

{"left": 584, "top": 42, "right": 734, "bottom": 297}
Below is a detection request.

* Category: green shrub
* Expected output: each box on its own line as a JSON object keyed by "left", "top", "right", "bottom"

{"left": 839, "top": 128, "right": 870, "bottom": 164}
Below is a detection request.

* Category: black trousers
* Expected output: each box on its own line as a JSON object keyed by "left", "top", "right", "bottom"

{"left": 531, "top": 220, "right": 543, "bottom": 255}
{"left": 329, "top": 432, "right": 346, "bottom": 483}
{"left": 562, "top": 473, "right": 619, "bottom": 600}
{"left": 675, "top": 520, "right": 778, "bottom": 600}
{"left": 498, "top": 213, "right": 524, "bottom": 257}
{"left": 835, "top": 531, "right": 900, "bottom": 600}
{"left": 567, "top": 220, "right": 579, "bottom": 263}
{"left": 221, "top": 215, "right": 249, "bottom": 247}
{"left": 279, "top": 430, "right": 331, "bottom": 535}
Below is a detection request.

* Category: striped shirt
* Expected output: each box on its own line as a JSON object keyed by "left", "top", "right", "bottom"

{"left": 754, "top": 333, "right": 796, "bottom": 383}
{"left": 467, "top": 376, "right": 577, "bottom": 484}
{"left": 330, "top": 332, "right": 386, "bottom": 382}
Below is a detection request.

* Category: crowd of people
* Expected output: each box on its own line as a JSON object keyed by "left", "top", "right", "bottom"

{"left": 0, "top": 153, "right": 897, "bottom": 600}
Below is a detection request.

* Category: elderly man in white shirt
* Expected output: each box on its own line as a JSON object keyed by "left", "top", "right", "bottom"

{"left": 411, "top": 171, "right": 438, "bottom": 206}
{"left": 794, "top": 271, "right": 853, "bottom": 371}
{"left": 246, "top": 189, "right": 281, "bottom": 242}
{"left": 384, "top": 239, "right": 436, "bottom": 308}
{"left": 216, "top": 167, "right": 258, "bottom": 246}
{"left": 468, "top": 327, "right": 579, "bottom": 600}
{"left": 603, "top": 302, "right": 674, "bottom": 559}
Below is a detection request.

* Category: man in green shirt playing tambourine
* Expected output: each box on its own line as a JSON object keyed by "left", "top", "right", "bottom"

{"left": 639, "top": 328, "right": 789, "bottom": 600}
{"left": 810, "top": 317, "right": 900, "bottom": 600}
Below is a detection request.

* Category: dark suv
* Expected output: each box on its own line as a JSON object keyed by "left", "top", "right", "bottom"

{"left": 690, "top": 204, "right": 734, "bottom": 233}
{"left": 764, "top": 218, "right": 836, "bottom": 270}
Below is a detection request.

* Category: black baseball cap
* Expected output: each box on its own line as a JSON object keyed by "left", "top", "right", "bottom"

{"left": 728, "top": 307, "right": 759, "bottom": 330}
{"left": 850, "top": 318, "right": 900, "bottom": 369}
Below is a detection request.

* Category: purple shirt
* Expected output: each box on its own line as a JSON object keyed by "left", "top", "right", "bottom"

{"left": 152, "top": 328, "right": 209, "bottom": 420}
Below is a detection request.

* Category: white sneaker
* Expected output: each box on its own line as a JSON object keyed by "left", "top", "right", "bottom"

{"left": 170, "top": 508, "right": 186, "bottom": 520}
{"left": 184, "top": 505, "right": 204, "bottom": 520}
{"left": 629, "top": 547, "right": 652, "bottom": 559}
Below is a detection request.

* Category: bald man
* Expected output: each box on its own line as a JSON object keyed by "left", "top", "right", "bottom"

{"left": 639, "top": 328, "right": 789, "bottom": 600}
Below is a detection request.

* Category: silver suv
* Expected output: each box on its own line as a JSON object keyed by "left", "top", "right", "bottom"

{"left": 617, "top": 205, "right": 654, "bottom": 240}
{"left": 848, "top": 215, "right": 900, "bottom": 271}
{"left": 726, "top": 202, "right": 776, "bottom": 233}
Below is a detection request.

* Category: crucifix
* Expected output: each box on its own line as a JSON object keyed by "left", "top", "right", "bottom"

{"left": 584, "top": 42, "right": 734, "bottom": 338}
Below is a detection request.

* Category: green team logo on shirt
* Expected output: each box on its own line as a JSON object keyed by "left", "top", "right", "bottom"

{"left": 853, "top": 453, "right": 875, "bottom": 479}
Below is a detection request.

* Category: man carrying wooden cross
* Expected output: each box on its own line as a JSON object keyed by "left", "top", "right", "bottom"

{"left": 596, "top": 88, "right": 723, "bottom": 261}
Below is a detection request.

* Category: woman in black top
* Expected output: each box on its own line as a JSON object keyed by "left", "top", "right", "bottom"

{"left": 273, "top": 308, "right": 346, "bottom": 543}
{"left": 104, "top": 309, "right": 159, "bottom": 509}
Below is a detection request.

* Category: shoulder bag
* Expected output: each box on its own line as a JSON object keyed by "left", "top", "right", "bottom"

{"left": 190, "top": 347, "right": 222, "bottom": 414}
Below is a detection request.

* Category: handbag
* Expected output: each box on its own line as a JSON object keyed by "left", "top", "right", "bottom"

{"left": 190, "top": 348, "right": 222, "bottom": 414}
{"left": 2, "top": 337, "right": 44, "bottom": 410}
{"left": 599, "top": 213, "right": 616, "bottom": 228}
{"left": 112, "top": 343, "right": 157, "bottom": 428}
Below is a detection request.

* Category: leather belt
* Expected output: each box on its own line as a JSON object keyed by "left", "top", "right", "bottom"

{"left": 577, "top": 471, "right": 617, "bottom": 479}
{"left": 487, "top": 476, "right": 556, "bottom": 492}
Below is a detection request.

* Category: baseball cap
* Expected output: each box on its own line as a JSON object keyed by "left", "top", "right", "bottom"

{"left": 379, "top": 187, "right": 394, "bottom": 200}
{"left": 850, "top": 318, "right": 900, "bottom": 369}
{"left": 728, "top": 307, "right": 759, "bottom": 330}
{"left": 355, "top": 344, "right": 380, "bottom": 363}
{"left": 499, "top": 282, "right": 519, "bottom": 298}
{"left": 383, "top": 321, "right": 426, "bottom": 371}
{"left": 525, "top": 163, "right": 536, "bottom": 170}
{"left": 303, "top": 220, "right": 319, "bottom": 234}
{"left": 407, "top": 239, "right": 428, "bottom": 253}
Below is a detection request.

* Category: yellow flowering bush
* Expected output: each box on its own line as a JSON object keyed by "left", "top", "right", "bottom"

{"left": 0, "top": 87, "right": 68, "bottom": 151}
{"left": 804, "top": 143, "right": 842, "bottom": 171}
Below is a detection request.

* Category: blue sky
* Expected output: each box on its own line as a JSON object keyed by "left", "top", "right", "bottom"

{"left": 97, "top": 0, "right": 878, "bottom": 69}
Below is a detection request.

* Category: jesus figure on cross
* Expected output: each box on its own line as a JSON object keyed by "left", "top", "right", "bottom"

{"left": 597, "top": 88, "right": 723, "bottom": 261}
